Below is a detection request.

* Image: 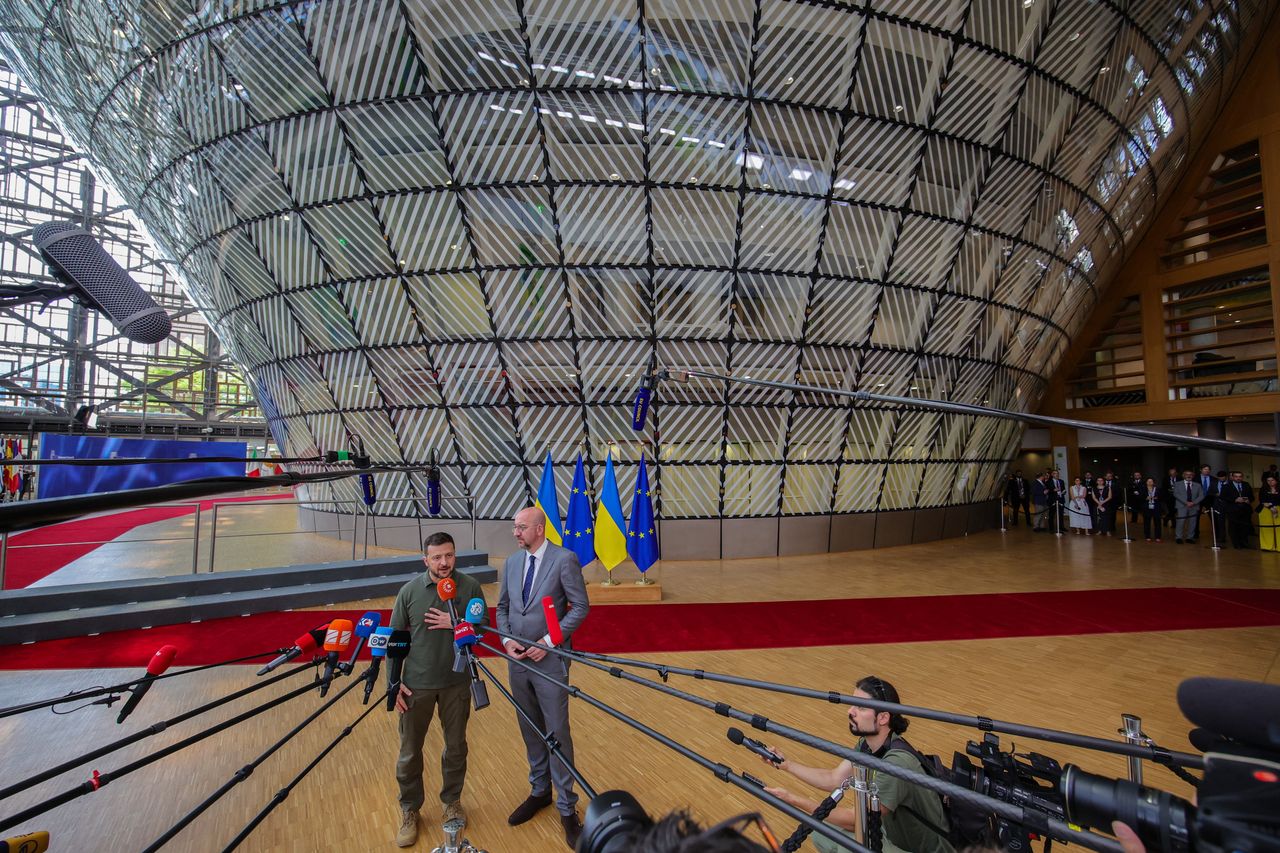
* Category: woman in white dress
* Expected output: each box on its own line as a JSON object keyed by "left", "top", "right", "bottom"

{"left": 1069, "top": 477, "right": 1093, "bottom": 534}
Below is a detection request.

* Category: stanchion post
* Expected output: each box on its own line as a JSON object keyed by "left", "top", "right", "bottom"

{"left": 191, "top": 503, "right": 202, "bottom": 574}
{"left": 1120, "top": 492, "right": 1134, "bottom": 543}
{"left": 850, "top": 765, "right": 872, "bottom": 847}
{"left": 0, "top": 530, "right": 7, "bottom": 590}
{"left": 999, "top": 498, "right": 1007, "bottom": 533}
{"left": 1054, "top": 495, "right": 1063, "bottom": 537}
{"left": 1210, "top": 507, "right": 1223, "bottom": 551}
{"left": 208, "top": 503, "right": 221, "bottom": 572}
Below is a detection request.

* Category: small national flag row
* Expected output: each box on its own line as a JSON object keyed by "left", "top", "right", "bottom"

{"left": 534, "top": 451, "right": 659, "bottom": 574}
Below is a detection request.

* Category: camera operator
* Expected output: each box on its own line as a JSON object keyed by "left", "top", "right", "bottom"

{"left": 760, "top": 676, "right": 954, "bottom": 853}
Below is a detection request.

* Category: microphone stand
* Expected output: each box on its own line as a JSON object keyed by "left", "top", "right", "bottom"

{"left": 0, "top": 657, "right": 324, "bottom": 803}
{"left": 480, "top": 629, "right": 1125, "bottom": 853}
{"left": 0, "top": 673, "right": 322, "bottom": 833}
{"left": 141, "top": 664, "right": 367, "bottom": 852}
{"left": 220, "top": 687, "right": 386, "bottom": 852}
{"left": 475, "top": 640, "right": 869, "bottom": 853}
{"left": 555, "top": 644, "right": 1202, "bottom": 770}
{"left": 0, "top": 648, "right": 291, "bottom": 721}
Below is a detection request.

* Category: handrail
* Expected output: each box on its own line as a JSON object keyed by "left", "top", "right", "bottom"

{"left": 207, "top": 499, "right": 364, "bottom": 572}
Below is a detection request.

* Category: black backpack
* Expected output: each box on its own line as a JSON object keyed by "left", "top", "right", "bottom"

{"left": 883, "top": 738, "right": 996, "bottom": 850}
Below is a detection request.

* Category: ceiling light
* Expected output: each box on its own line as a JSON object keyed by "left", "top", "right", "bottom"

{"left": 1099, "top": 66, "right": 1110, "bottom": 74}
{"left": 784, "top": 76, "right": 794, "bottom": 85}
{"left": 551, "top": 65, "right": 569, "bottom": 74}
{"left": 790, "top": 168, "right": 813, "bottom": 181}
{"left": 1068, "top": 32, "right": 1081, "bottom": 41}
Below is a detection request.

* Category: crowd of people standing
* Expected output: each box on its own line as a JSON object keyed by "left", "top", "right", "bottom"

{"left": 1003, "top": 463, "right": 1280, "bottom": 551}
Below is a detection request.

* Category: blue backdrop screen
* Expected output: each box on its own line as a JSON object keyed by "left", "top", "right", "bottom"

{"left": 38, "top": 434, "right": 248, "bottom": 498}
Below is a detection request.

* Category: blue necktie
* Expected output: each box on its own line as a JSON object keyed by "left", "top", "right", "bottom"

{"left": 521, "top": 555, "right": 536, "bottom": 605}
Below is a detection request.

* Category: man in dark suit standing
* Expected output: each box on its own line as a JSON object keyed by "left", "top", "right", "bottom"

{"left": 1031, "top": 472, "right": 1050, "bottom": 531}
{"left": 1004, "top": 470, "right": 1030, "bottom": 527}
{"left": 1225, "top": 471, "right": 1255, "bottom": 549}
{"left": 497, "top": 506, "right": 591, "bottom": 848}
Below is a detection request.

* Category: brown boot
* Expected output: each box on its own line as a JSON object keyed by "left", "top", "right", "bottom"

{"left": 396, "top": 807, "right": 420, "bottom": 848}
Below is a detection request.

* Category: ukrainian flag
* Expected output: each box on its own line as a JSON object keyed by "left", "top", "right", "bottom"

{"left": 535, "top": 451, "right": 564, "bottom": 546}
{"left": 594, "top": 454, "right": 628, "bottom": 570}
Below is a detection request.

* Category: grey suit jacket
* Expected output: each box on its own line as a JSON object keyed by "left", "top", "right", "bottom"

{"left": 1172, "top": 480, "right": 1204, "bottom": 517}
{"left": 497, "top": 541, "right": 590, "bottom": 665}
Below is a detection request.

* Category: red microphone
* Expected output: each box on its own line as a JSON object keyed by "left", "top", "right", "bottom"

{"left": 319, "top": 619, "right": 354, "bottom": 696}
{"left": 542, "top": 596, "right": 563, "bottom": 646}
{"left": 258, "top": 623, "right": 328, "bottom": 676}
{"left": 116, "top": 645, "right": 178, "bottom": 724}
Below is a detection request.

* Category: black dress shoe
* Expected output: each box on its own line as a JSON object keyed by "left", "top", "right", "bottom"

{"left": 508, "top": 792, "right": 552, "bottom": 826}
{"left": 562, "top": 812, "right": 583, "bottom": 848}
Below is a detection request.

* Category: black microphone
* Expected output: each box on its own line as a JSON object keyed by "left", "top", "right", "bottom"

{"left": 117, "top": 645, "right": 178, "bottom": 724}
{"left": 385, "top": 629, "right": 411, "bottom": 711}
{"left": 31, "top": 222, "right": 172, "bottom": 344}
{"left": 727, "top": 727, "right": 780, "bottom": 764}
{"left": 1177, "top": 676, "right": 1280, "bottom": 751}
{"left": 631, "top": 373, "right": 655, "bottom": 430}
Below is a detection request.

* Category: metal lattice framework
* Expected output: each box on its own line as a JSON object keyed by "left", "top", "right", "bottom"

{"left": 0, "top": 62, "right": 262, "bottom": 437}
{"left": 0, "top": 0, "right": 1270, "bottom": 523}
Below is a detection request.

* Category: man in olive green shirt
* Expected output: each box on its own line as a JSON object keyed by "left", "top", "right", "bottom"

{"left": 391, "top": 532, "right": 487, "bottom": 848}
{"left": 762, "top": 675, "right": 953, "bottom": 853}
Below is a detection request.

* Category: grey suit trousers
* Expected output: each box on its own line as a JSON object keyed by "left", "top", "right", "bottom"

{"left": 509, "top": 654, "right": 577, "bottom": 814}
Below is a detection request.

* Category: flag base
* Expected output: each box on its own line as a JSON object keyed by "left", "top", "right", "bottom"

{"left": 587, "top": 581, "right": 663, "bottom": 603}
{"left": 634, "top": 576, "right": 654, "bottom": 586}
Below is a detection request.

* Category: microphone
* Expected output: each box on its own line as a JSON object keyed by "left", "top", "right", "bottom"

{"left": 385, "top": 628, "right": 411, "bottom": 711}
{"left": 437, "top": 577, "right": 460, "bottom": 627}
{"left": 31, "top": 222, "right": 171, "bottom": 344}
{"left": 0, "top": 830, "right": 49, "bottom": 853}
{"left": 452, "top": 622, "right": 490, "bottom": 710}
{"left": 453, "top": 622, "right": 478, "bottom": 650}
{"left": 426, "top": 459, "right": 441, "bottom": 516}
{"left": 116, "top": 645, "right": 177, "bottom": 724}
{"left": 727, "top": 727, "right": 781, "bottom": 765}
{"left": 542, "top": 595, "right": 563, "bottom": 646}
{"left": 344, "top": 611, "right": 381, "bottom": 671}
{"left": 364, "top": 626, "right": 392, "bottom": 705}
{"left": 464, "top": 597, "right": 487, "bottom": 626}
{"left": 318, "top": 619, "right": 354, "bottom": 697}
{"left": 631, "top": 373, "right": 655, "bottom": 430}
{"left": 1177, "top": 676, "right": 1280, "bottom": 751}
{"left": 257, "top": 624, "right": 327, "bottom": 676}
{"left": 358, "top": 473, "right": 376, "bottom": 507}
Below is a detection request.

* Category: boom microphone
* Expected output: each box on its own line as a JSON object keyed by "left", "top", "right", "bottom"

{"left": 385, "top": 629, "right": 411, "bottom": 711}
{"left": 0, "top": 830, "right": 49, "bottom": 853}
{"left": 727, "top": 727, "right": 782, "bottom": 765}
{"left": 631, "top": 373, "right": 655, "bottom": 430}
{"left": 426, "top": 460, "right": 441, "bottom": 516}
{"left": 364, "top": 626, "right": 392, "bottom": 705}
{"left": 1177, "top": 676, "right": 1280, "bottom": 751}
{"left": 31, "top": 222, "right": 171, "bottom": 344}
{"left": 318, "top": 619, "right": 353, "bottom": 697}
{"left": 117, "top": 645, "right": 178, "bottom": 724}
{"left": 258, "top": 625, "right": 327, "bottom": 676}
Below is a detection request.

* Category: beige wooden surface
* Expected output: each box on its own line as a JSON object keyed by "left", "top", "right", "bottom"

{"left": 1, "top": 527, "right": 1277, "bottom": 851}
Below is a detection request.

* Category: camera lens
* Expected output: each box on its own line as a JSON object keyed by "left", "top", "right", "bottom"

{"left": 1061, "top": 765, "right": 1192, "bottom": 853}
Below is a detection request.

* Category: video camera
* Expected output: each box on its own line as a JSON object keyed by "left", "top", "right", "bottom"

{"left": 944, "top": 677, "right": 1279, "bottom": 853}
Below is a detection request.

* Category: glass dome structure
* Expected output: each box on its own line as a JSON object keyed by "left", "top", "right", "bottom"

{"left": 0, "top": 0, "right": 1270, "bottom": 551}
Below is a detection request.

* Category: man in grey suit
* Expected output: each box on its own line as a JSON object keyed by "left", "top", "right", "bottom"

{"left": 496, "top": 506, "right": 590, "bottom": 849}
{"left": 1173, "top": 470, "right": 1204, "bottom": 544}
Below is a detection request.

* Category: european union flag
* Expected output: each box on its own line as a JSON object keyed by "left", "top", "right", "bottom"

{"left": 627, "top": 454, "right": 658, "bottom": 573}
{"left": 564, "top": 453, "right": 595, "bottom": 567}
{"left": 534, "top": 451, "right": 563, "bottom": 546}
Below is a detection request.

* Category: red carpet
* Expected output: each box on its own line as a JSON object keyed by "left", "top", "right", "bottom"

{"left": 2, "top": 586, "right": 1278, "bottom": 670}
{"left": 3, "top": 492, "right": 291, "bottom": 590}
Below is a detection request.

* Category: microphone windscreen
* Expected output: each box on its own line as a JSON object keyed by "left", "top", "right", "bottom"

{"left": 323, "top": 619, "right": 354, "bottom": 653}
{"left": 727, "top": 727, "right": 745, "bottom": 745}
{"left": 1178, "top": 676, "right": 1280, "bottom": 750}
{"left": 426, "top": 471, "right": 441, "bottom": 516}
{"left": 295, "top": 630, "right": 321, "bottom": 654}
{"left": 542, "top": 595, "right": 563, "bottom": 646}
{"left": 453, "top": 622, "right": 478, "bottom": 648}
{"left": 32, "top": 222, "right": 171, "bottom": 344}
{"left": 0, "top": 829, "right": 50, "bottom": 853}
{"left": 354, "top": 611, "right": 381, "bottom": 638}
{"left": 631, "top": 385, "right": 652, "bottom": 431}
{"left": 386, "top": 629, "right": 411, "bottom": 659}
{"left": 465, "top": 597, "right": 487, "bottom": 625}
{"left": 437, "top": 577, "right": 457, "bottom": 601}
{"left": 369, "top": 626, "right": 393, "bottom": 658}
{"left": 145, "top": 645, "right": 178, "bottom": 676}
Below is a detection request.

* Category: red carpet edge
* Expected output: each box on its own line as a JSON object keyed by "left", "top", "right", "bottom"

{"left": 1, "top": 586, "right": 1278, "bottom": 670}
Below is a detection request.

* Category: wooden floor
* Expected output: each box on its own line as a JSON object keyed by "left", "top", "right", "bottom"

{"left": 1, "top": 524, "right": 1278, "bottom": 852}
